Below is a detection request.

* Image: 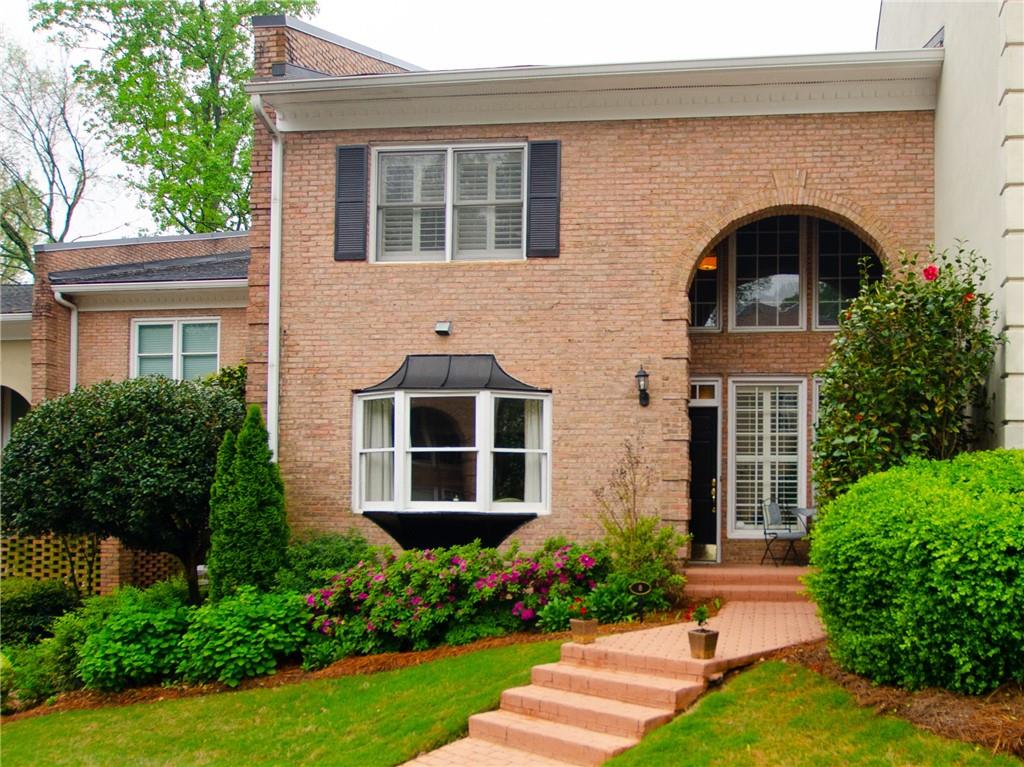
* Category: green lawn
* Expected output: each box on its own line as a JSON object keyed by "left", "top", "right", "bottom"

{"left": 609, "top": 661, "right": 1015, "bottom": 767}
{"left": 2, "top": 649, "right": 1014, "bottom": 767}
{"left": 0, "top": 642, "right": 562, "bottom": 767}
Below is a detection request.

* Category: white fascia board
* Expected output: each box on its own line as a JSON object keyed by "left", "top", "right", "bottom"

{"left": 53, "top": 281, "right": 248, "bottom": 313}
{"left": 0, "top": 313, "right": 32, "bottom": 322}
{"left": 249, "top": 49, "right": 943, "bottom": 131}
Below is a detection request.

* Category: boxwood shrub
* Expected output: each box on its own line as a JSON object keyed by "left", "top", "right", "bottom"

{"left": 806, "top": 450, "right": 1024, "bottom": 694}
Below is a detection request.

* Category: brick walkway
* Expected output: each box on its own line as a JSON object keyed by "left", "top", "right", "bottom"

{"left": 402, "top": 599, "right": 824, "bottom": 766}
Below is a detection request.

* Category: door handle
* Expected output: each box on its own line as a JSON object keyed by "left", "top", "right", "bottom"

{"left": 710, "top": 478, "right": 717, "bottom": 507}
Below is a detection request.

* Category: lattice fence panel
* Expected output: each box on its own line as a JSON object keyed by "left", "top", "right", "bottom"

{"left": 1, "top": 535, "right": 100, "bottom": 594}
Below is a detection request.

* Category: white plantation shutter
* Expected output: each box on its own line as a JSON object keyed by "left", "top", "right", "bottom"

{"left": 377, "top": 152, "right": 446, "bottom": 261}
{"left": 454, "top": 150, "right": 524, "bottom": 260}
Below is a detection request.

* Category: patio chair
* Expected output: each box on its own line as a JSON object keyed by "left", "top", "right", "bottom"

{"left": 760, "top": 500, "right": 803, "bottom": 566}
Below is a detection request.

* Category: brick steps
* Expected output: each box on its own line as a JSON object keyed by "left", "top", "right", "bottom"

{"left": 469, "top": 709, "right": 638, "bottom": 766}
{"left": 684, "top": 565, "right": 810, "bottom": 603}
{"left": 501, "top": 684, "right": 675, "bottom": 738}
{"left": 532, "top": 662, "right": 704, "bottom": 710}
{"left": 403, "top": 602, "right": 826, "bottom": 767}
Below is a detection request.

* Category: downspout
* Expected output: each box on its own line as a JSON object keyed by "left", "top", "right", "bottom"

{"left": 53, "top": 290, "right": 78, "bottom": 391}
{"left": 252, "top": 94, "right": 283, "bottom": 461}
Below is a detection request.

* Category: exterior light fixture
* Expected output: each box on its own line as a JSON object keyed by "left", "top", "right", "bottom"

{"left": 697, "top": 253, "right": 718, "bottom": 271}
{"left": 434, "top": 320, "right": 452, "bottom": 336}
{"left": 635, "top": 365, "right": 650, "bottom": 407}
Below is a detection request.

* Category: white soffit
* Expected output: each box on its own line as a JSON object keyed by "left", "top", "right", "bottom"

{"left": 54, "top": 282, "right": 248, "bottom": 312}
{"left": 0, "top": 315, "right": 31, "bottom": 341}
{"left": 249, "top": 49, "right": 944, "bottom": 131}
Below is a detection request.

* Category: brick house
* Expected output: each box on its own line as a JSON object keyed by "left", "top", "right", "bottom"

{"left": 3, "top": 4, "right": 1019, "bottom": 588}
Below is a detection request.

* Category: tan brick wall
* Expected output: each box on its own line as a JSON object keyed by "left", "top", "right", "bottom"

{"left": 76, "top": 308, "right": 248, "bottom": 388}
{"left": 250, "top": 110, "right": 934, "bottom": 557}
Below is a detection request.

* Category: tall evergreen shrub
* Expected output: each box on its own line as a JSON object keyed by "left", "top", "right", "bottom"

{"left": 207, "top": 406, "right": 288, "bottom": 599}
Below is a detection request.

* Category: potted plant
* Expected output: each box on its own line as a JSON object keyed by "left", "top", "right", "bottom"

{"left": 568, "top": 597, "right": 598, "bottom": 644}
{"left": 687, "top": 604, "right": 718, "bottom": 659}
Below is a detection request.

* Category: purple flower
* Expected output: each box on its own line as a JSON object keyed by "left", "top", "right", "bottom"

{"left": 320, "top": 589, "right": 334, "bottom": 601}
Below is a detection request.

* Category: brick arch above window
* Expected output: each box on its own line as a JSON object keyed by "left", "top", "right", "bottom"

{"left": 664, "top": 186, "right": 902, "bottom": 322}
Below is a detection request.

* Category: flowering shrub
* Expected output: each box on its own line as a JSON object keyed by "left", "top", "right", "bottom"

{"left": 813, "top": 245, "right": 1002, "bottom": 501}
{"left": 304, "top": 540, "right": 608, "bottom": 659}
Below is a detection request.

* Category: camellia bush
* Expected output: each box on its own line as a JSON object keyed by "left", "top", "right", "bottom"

{"left": 813, "top": 246, "right": 1002, "bottom": 502}
{"left": 806, "top": 450, "right": 1024, "bottom": 694}
{"left": 0, "top": 377, "right": 244, "bottom": 603}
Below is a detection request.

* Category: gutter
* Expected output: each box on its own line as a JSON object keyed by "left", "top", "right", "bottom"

{"left": 48, "top": 279, "right": 247, "bottom": 293}
{"left": 252, "top": 93, "right": 283, "bottom": 462}
{"left": 52, "top": 290, "right": 78, "bottom": 391}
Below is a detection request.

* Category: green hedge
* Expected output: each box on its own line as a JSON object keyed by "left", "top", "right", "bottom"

{"left": 806, "top": 450, "right": 1024, "bottom": 694}
{"left": 0, "top": 578, "right": 79, "bottom": 646}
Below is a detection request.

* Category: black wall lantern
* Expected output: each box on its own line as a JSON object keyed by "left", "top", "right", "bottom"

{"left": 635, "top": 365, "right": 650, "bottom": 407}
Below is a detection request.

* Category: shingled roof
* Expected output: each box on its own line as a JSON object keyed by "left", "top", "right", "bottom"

{"left": 48, "top": 251, "right": 249, "bottom": 286}
{"left": 0, "top": 284, "right": 34, "bottom": 314}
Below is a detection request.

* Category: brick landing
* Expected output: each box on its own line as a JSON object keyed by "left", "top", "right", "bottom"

{"left": 402, "top": 600, "right": 824, "bottom": 766}
{"left": 684, "top": 565, "right": 812, "bottom": 602}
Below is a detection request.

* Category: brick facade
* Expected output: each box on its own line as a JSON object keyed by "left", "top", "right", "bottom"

{"left": 251, "top": 111, "right": 933, "bottom": 553}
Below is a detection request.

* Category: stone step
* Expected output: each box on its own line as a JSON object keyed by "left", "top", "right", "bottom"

{"left": 532, "top": 662, "right": 705, "bottom": 711}
{"left": 685, "top": 582, "right": 808, "bottom": 602}
{"left": 469, "top": 709, "right": 637, "bottom": 767}
{"left": 501, "top": 684, "right": 674, "bottom": 738}
{"left": 560, "top": 641, "right": 719, "bottom": 681}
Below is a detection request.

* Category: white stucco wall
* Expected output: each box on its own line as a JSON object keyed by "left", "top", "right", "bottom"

{"left": 878, "top": 0, "right": 1024, "bottom": 447}
{"left": 0, "top": 339, "right": 32, "bottom": 402}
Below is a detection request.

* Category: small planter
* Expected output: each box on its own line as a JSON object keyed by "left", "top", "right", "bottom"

{"left": 569, "top": 618, "right": 599, "bottom": 644}
{"left": 688, "top": 627, "right": 719, "bottom": 659}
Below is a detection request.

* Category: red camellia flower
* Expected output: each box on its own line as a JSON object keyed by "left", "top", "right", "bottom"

{"left": 923, "top": 264, "right": 939, "bottom": 281}
{"left": 964, "top": 292, "right": 975, "bottom": 303}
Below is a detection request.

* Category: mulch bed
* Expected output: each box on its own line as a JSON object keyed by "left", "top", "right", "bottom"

{"left": 769, "top": 640, "right": 1024, "bottom": 759}
{"left": 6, "top": 610, "right": 1021, "bottom": 761}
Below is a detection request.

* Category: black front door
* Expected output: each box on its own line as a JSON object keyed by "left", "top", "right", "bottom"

{"left": 689, "top": 406, "right": 719, "bottom": 562}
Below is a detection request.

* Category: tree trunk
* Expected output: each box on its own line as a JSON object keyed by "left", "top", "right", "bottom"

{"left": 178, "top": 545, "right": 203, "bottom": 605}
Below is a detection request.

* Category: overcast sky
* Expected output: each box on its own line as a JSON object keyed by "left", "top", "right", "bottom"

{"left": 2, "top": 0, "right": 886, "bottom": 242}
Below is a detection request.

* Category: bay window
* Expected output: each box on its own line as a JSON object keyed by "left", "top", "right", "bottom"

{"left": 354, "top": 390, "right": 550, "bottom": 513}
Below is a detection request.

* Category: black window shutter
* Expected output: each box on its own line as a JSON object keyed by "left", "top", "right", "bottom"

{"left": 526, "top": 141, "right": 560, "bottom": 258}
{"left": 334, "top": 145, "right": 369, "bottom": 261}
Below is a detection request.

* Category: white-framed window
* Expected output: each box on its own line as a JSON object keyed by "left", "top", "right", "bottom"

{"left": 370, "top": 144, "right": 527, "bottom": 263}
{"left": 353, "top": 390, "right": 551, "bottom": 514}
{"left": 730, "top": 215, "right": 804, "bottom": 331}
{"left": 728, "top": 378, "right": 807, "bottom": 537}
{"left": 813, "top": 219, "right": 883, "bottom": 329}
{"left": 131, "top": 318, "right": 220, "bottom": 381}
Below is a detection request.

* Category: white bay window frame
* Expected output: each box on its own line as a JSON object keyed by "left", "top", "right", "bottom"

{"left": 369, "top": 143, "right": 528, "bottom": 264}
{"left": 353, "top": 390, "right": 551, "bottom": 514}
{"left": 727, "top": 377, "right": 807, "bottom": 539}
{"left": 130, "top": 317, "right": 221, "bottom": 381}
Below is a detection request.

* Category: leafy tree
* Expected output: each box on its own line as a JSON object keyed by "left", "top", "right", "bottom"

{"left": 812, "top": 246, "right": 1002, "bottom": 502}
{"left": 207, "top": 405, "right": 288, "bottom": 599}
{"left": 31, "top": 0, "right": 317, "bottom": 234}
{"left": 0, "top": 38, "right": 98, "bottom": 280}
{"left": 0, "top": 378, "right": 245, "bottom": 603}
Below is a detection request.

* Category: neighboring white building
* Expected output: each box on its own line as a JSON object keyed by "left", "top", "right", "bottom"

{"left": 877, "top": 0, "right": 1024, "bottom": 447}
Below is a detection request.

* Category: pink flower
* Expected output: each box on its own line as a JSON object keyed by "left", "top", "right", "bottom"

{"left": 520, "top": 608, "right": 535, "bottom": 621}
{"left": 923, "top": 264, "right": 939, "bottom": 281}
{"left": 372, "top": 572, "right": 385, "bottom": 582}
{"left": 579, "top": 554, "right": 596, "bottom": 568}
{"left": 410, "top": 596, "right": 422, "bottom": 606}
{"left": 305, "top": 594, "right": 316, "bottom": 607}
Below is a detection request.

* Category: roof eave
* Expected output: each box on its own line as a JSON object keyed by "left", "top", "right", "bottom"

{"left": 247, "top": 48, "right": 944, "bottom": 100}
{"left": 51, "top": 279, "right": 248, "bottom": 294}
